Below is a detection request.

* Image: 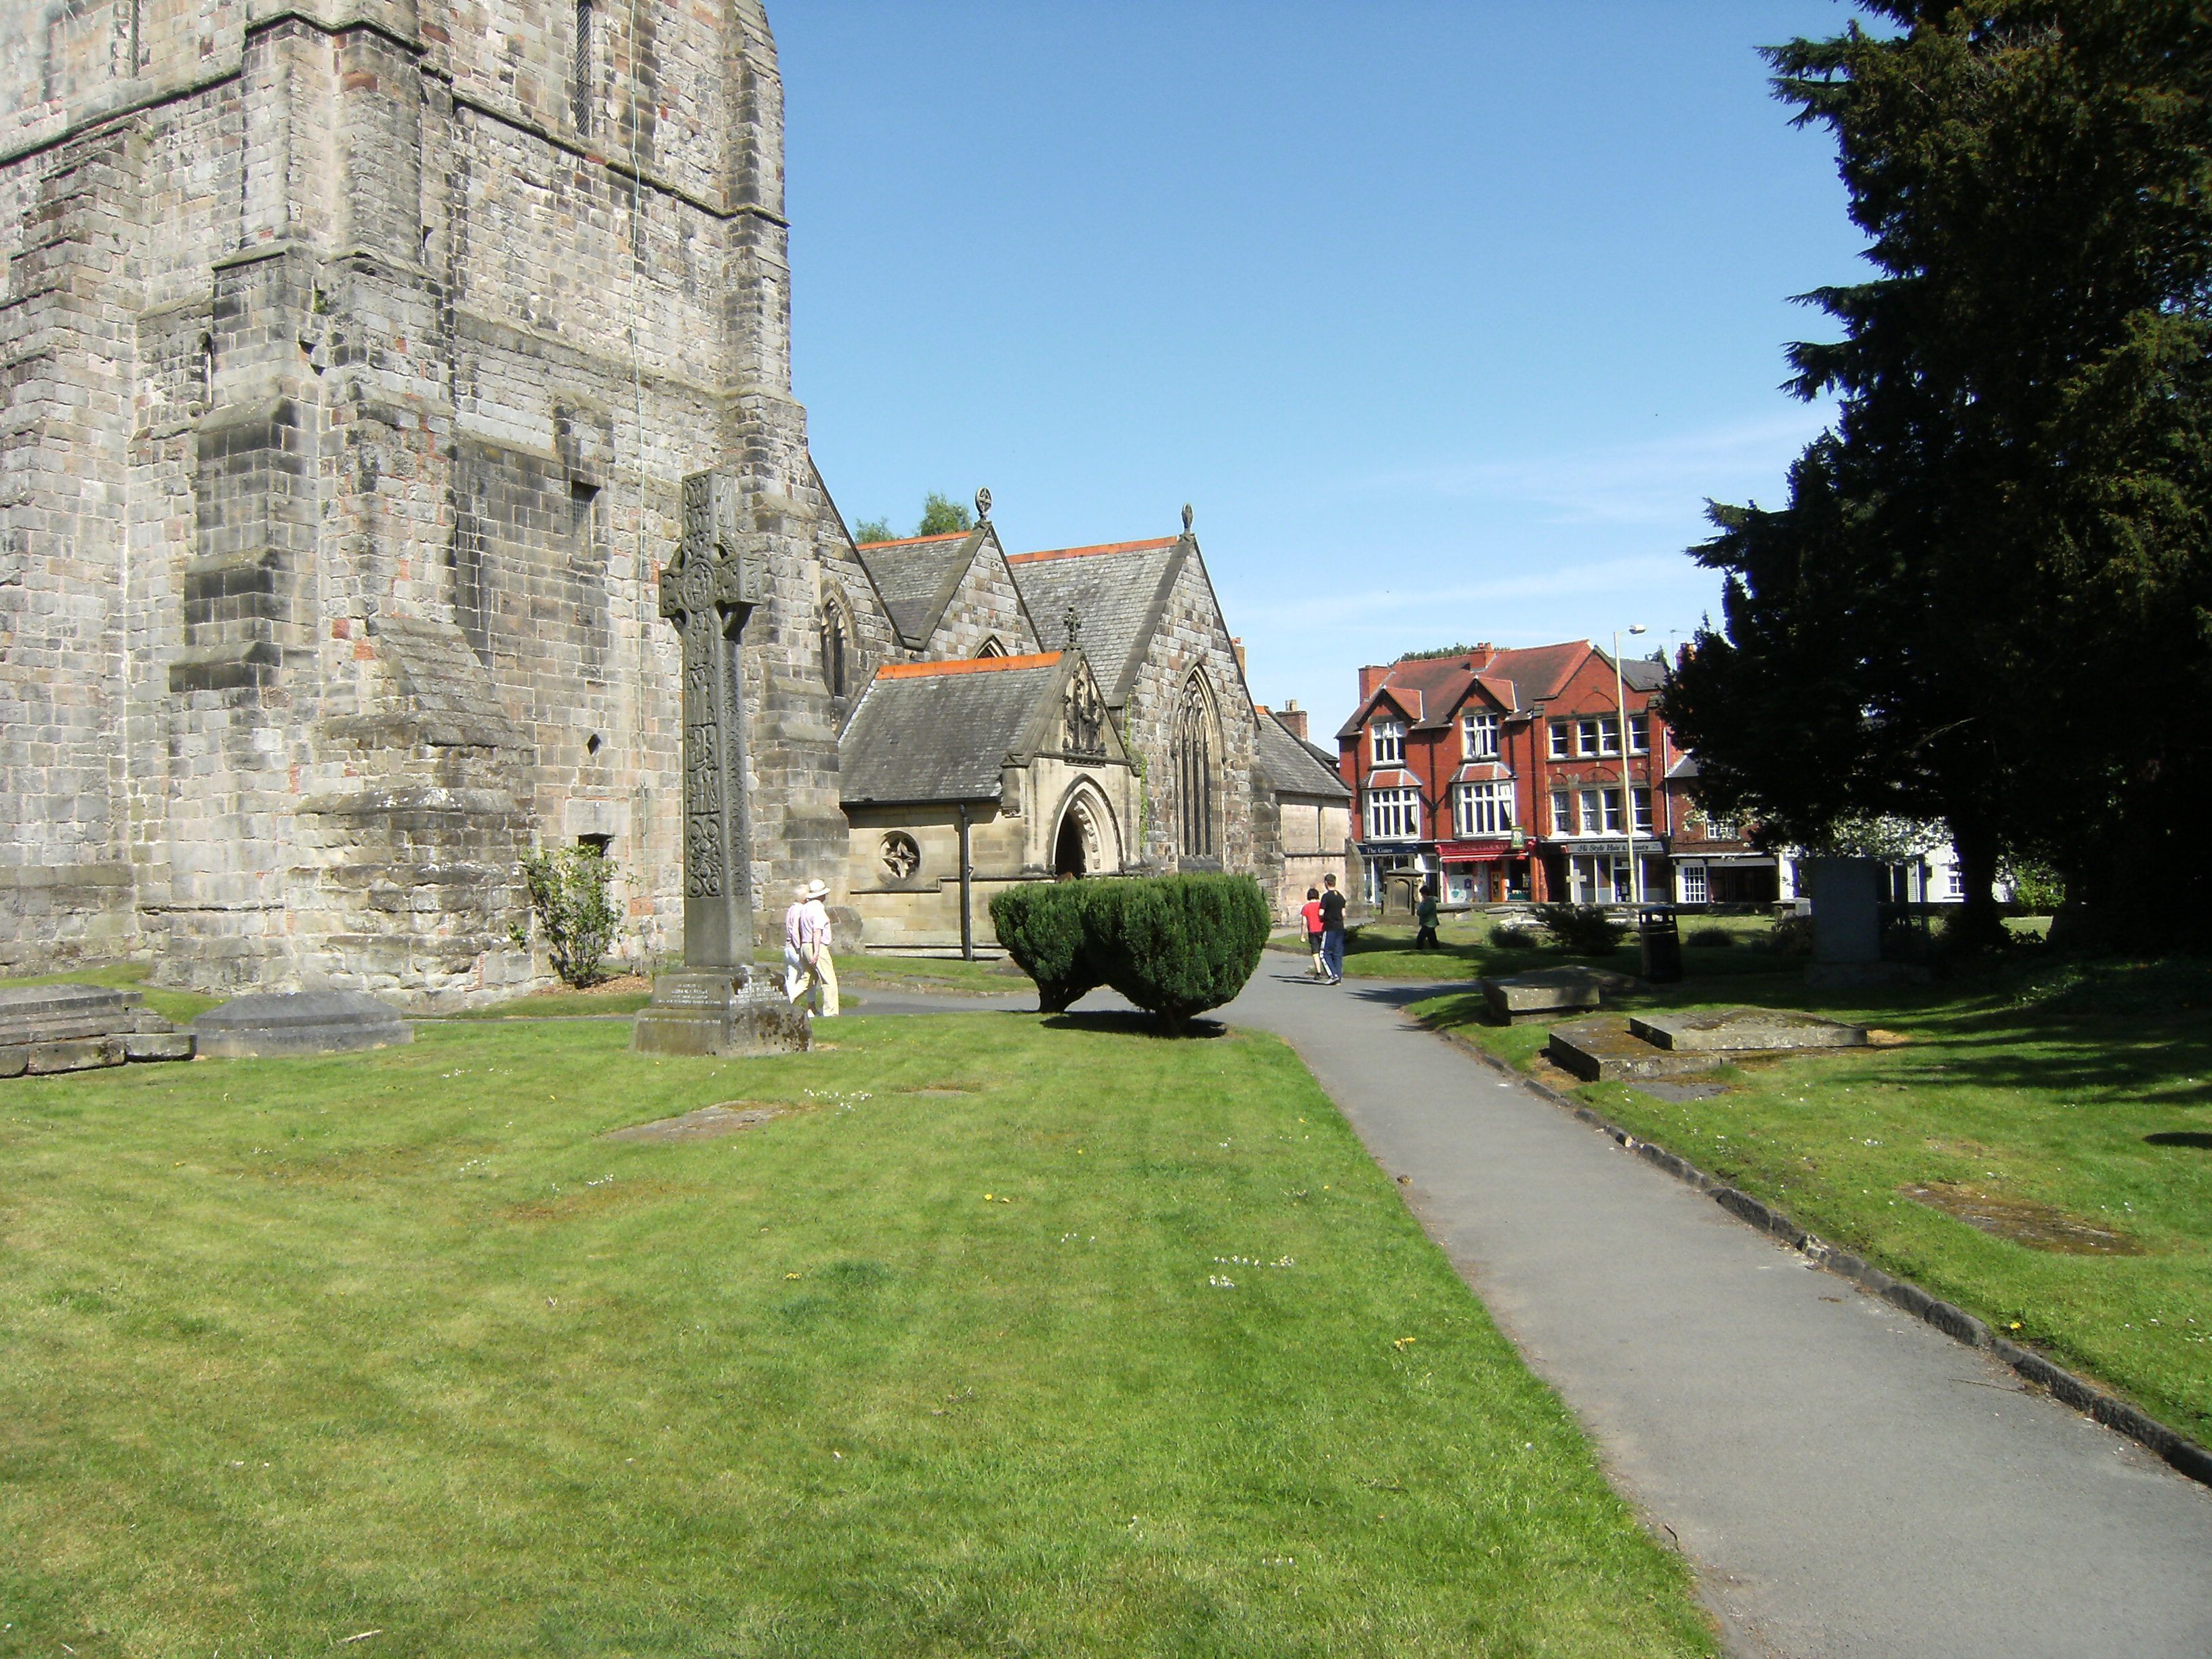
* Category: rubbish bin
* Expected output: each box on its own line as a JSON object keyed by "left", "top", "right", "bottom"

{"left": 1638, "top": 905, "right": 1683, "bottom": 984}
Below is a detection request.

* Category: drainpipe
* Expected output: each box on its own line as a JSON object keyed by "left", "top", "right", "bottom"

{"left": 956, "top": 802, "right": 975, "bottom": 960}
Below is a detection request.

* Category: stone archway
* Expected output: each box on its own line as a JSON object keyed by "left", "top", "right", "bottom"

{"left": 1050, "top": 779, "right": 1122, "bottom": 879}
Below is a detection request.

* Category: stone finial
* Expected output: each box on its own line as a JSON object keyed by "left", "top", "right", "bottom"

{"left": 975, "top": 486, "right": 992, "bottom": 523}
{"left": 1181, "top": 502, "right": 1193, "bottom": 533}
{"left": 1063, "top": 605, "right": 1081, "bottom": 649}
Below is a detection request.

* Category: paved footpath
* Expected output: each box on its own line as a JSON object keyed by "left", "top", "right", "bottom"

{"left": 1214, "top": 962, "right": 2212, "bottom": 1659}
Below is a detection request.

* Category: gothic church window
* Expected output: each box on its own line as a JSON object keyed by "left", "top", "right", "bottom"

{"left": 821, "top": 609, "right": 848, "bottom": 698}
{"left": 1172, "top": 674, "right": 1217, "bottom": 859}
{"left": 572, "top": 0, "right": 594, "bottom": 136}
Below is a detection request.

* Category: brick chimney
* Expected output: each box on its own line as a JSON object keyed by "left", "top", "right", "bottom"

{"left": 1277, "top": 700, "right": 1309, "bottom": 742}
{"left": 1357, "top": 664, "right": 1388, "bottom": 700}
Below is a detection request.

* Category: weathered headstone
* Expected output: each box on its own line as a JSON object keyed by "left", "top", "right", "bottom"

{"left": 1799, "top": 856, "right": 1919, "bottom": 988}
{"left": 632, "top": 471, "right": 813, "bottom": 1057}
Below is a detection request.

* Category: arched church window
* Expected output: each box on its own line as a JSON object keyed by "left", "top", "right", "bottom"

{"left": 1172, "top": 674, "right": 1216, "bottom": 859}
{"left": 821, "top": 606, "right": 848, "bottom": 698}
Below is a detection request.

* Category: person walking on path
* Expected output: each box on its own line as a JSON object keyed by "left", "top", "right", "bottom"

{"left": 788, "top": 878, "right": 840, "bottom": 1017}
{"left": 1300, "top": 887, "right": 1326, "bottom": 978}
{"left": 1317, "top": 873, "right": 1347, "bottom": 984}
{"left": 1414, "top": 885, "right": 1441, "bottom": 950}
{"left": 781, "top": 884, "right": 810, "bottom": 1003}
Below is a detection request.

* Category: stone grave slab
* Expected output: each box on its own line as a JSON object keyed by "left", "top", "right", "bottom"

{"left": 1480, "top": 966, "right": 1635, "bottom": 1025}
{"left": 0, "top": 983, "right": 194, "bottom": 1074}
{"left": 1629, "top": 1007, "right": 1868, "bottom": 1054}
{"left": 190, "top": 991, "right": 412, "bottom": 1059}
{"left": 1546, "top": 1017, "right": 1741, "bottom": 1084}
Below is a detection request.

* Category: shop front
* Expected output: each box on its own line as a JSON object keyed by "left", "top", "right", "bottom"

{"left": 1546, "top": 838, "right": 1672, "bottom": 905}
{"left": 1438, "top": 834, "right": 1530, "bottom": 905}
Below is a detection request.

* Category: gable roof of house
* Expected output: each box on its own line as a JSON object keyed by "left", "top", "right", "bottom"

{"left": 849, "top": 525, "right": 1004, "bottom": 649}
{"left": 1254, "top": 708, "right": 1352, "bottom": 800}
{"left": 1004, "top": 536, "right": 1185, "bottom": 705}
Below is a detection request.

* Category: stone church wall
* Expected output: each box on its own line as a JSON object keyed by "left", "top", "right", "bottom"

{"left": 922, "top": 535, "right": 1040, "bottom": 662}
{"left": 0, "top": 0, "right": 851, "bottom": 1000}
{"left": 1118, "top": 552, "right": 1262, "bottom": 877}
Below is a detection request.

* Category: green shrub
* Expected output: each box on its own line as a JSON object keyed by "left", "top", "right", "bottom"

{"left": 1101, "top": 874, "right": 1271, "bottom": 1033}
{"left": 991, "top": 874, "right": 1269, "bottom": 1031}
{"left": 987, "top": 882, "right": 1105, "bottom": 1014}
{"left": 1492, "top": 923, "right": 1541, "bottom": 949}
{"left": 1687, "top": 926, "right": 1736, "bottom": 947}
{"left": 1532, "top": 902, "right": 1626, "bottom": 956}
{"left": 519, "top": 844, "right": 621, "bottom": 989}
{"left": 1767, "top": 914, "right": 1815, "bottom": 956}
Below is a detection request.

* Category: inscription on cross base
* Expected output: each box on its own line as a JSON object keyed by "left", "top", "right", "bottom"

{"left": 660, "top": 470, "right": 764, "bottom": 969}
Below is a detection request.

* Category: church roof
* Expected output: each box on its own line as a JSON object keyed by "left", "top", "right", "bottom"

{"left": 1254, "top": 708, "right": 1351, "bottom": 800}
{"left": 1005, "top": 536, "right": 1184, "bottom": 705}
{"left": 849, "top": 527, "right": 989, "bottom": 648}
{"left": 839, "top": 653, "right": 1066, "bottom": 805}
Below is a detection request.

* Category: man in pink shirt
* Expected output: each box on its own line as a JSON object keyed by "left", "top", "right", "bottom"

{"left": 787, "top": 878, "right": 838, "bottom": 1017}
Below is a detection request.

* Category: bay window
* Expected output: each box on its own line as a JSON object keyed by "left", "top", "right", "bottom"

{"left": 1366, "top": 786, "right": 1420, "bottom": 840}
{"left": 1453, "top": 780, "right": 1515, "bottom": 837}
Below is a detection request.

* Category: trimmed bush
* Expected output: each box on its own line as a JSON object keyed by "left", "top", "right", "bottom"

{"left": 1687, "top": 926, "right": 1737, "bottom": 947}
{"left": 1532, "top": 901, "right": 1626, "bottom": 956}
{"left": 988, "top": 882, "right": 1104, "bottom": 1014}
{"left": 990, "top": 874, "right": 1271, "bottom": 1031}
{"left": 1767, "top": 914, "right": 1815, "bottom": 956}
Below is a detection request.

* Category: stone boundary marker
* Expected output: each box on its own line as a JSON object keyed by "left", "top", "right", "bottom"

{"left": 1429, "top": 1021, "right": 2212, "bottom": 1492}
{"left": 0, "top": 985, "right": 193, "bottom": 1075}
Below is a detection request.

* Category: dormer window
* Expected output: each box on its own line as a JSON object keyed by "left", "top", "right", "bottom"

{"left": 1463, "top": 710, "right": 1499, "bottom": 760}
{"left": 1370, "top": 718, "right": 1405, "bottom": 765}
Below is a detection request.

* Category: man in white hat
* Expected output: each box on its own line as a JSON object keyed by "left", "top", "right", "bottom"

{"left": 781, "top": 882, "right": 811, "bottom": 1005}
{"left": 788, "top": 878, "right": 838, "bottom": 1017}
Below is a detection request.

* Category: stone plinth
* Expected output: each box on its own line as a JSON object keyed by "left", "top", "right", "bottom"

{"left": 1480, "top": 966, "right": 1633, "bottom": 1025}
{"left": 632, "top": 969, "right": 812, "bottom": 1057}
{"left": 190, "top": 992, "right": 412, "bottom": 1059}
{"left": 1629, "top": 1008, "right": 1868, "bottom": 1053}
{"left": 1547, "top": 1018, "right": 1737, "bottom": 1084}
{"left": 0, "top": 984, "right": 194, "bottom": 1075}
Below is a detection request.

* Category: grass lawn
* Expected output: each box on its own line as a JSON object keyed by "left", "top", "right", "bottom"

{"left": 449, "top": 954, "right": 1028, "bottom": 1021}
{"left": 0, "top": 1013, "right": 1711, "bottom": 1657}
{"left": 1418, "top": 956, "right": 2212, "bottom": 1452}
{"left": 1300, "top": 915, "right": 1784, "bottom": 985}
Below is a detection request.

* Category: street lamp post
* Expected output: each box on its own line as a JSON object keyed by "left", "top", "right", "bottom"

{"left": 1614, "top": 625, "right": 1647, "bottom": 907}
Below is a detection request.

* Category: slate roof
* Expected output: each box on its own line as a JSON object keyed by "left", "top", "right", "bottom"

{"left": 1005, "top": 537, "right": 1183, "bottom": 704}
{"left": 850, "top": 527, "right": 988, "bottom": 647}
{"left": 1254, "top": 708, "right": 1351, "bottom": 800}
{"left": 838, "top": 653, "right": 1065, "bottom": 805}
{"left": 1334, "top": 642, "right": 1669, "bottom": 738}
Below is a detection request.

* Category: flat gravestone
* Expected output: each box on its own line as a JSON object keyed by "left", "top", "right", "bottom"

{"left": 190, "top": 991, "right": 412, "bottom": 1059}
{"left": 1629, "top": 1007, "right": 1868, "bottom": 1053}
{"left": 1480, "top": 965, "right": 1634, "bottom": 1025}
{"left": 0, "top": 983, "right": 193, "bottom": 1074}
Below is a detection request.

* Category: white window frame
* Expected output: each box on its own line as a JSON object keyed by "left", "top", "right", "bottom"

{"left": 1463, "top": 710, "right": 1500, "bottom": 760}
{"left": 1370, "top": 718, "right": 1406, "bottom": 766}
{"left": 1679, "top": 863, "right": 1708, "bottom": 905}
{"left": 1627, "top": 714, "right": 1650, "bottom": 755}
{"left": 1631, "top": 785, "right": 1653, "bottom": 832}
{"left": 1551, "top": 788, "right": 1572, "bottom": 835}
{"left": 1549, "top": 722, "right": 1571, "bottom": 760}
{"left": 1366, "top": 785, "right": 1420, "bottom": 841}
{"left": 1576, "top": 717, "right": 1605, "bottom": 757}
{"left": 1578, "top": 788, "right": 1619, "bottom": 834}
{"left": 1453, "top": 779, "right": 1515, "bottom": 837}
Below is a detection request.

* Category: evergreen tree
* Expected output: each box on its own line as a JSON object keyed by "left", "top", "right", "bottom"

{"left": 1666, "top": 1, "right": 2212, "bottom": 950}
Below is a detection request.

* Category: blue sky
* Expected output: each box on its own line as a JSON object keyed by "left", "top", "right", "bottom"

{"left": 777, "top": 2, "right": 1870, "bottom": 734}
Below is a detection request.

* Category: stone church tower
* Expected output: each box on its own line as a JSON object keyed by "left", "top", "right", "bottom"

{"left": 0, "top": 0, "right": 861, "bottom": 1002}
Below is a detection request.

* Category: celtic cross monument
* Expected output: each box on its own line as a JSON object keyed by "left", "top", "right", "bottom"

{"left": 632, "top": 470, "right": 812, "bottom": 1056}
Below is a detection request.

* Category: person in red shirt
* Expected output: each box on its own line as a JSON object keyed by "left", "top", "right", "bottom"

{"left": 1299, "top": 887, "right": 1325, "bottom": 978}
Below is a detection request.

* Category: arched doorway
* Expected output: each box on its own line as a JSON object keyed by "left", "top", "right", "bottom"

{"left": 1054, "top": 811, "right": 1087, "bottom": 877}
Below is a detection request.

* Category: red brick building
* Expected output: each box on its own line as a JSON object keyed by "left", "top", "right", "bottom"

{"left": 1336, "top": 642, "right": 1695, "bottom": 907}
